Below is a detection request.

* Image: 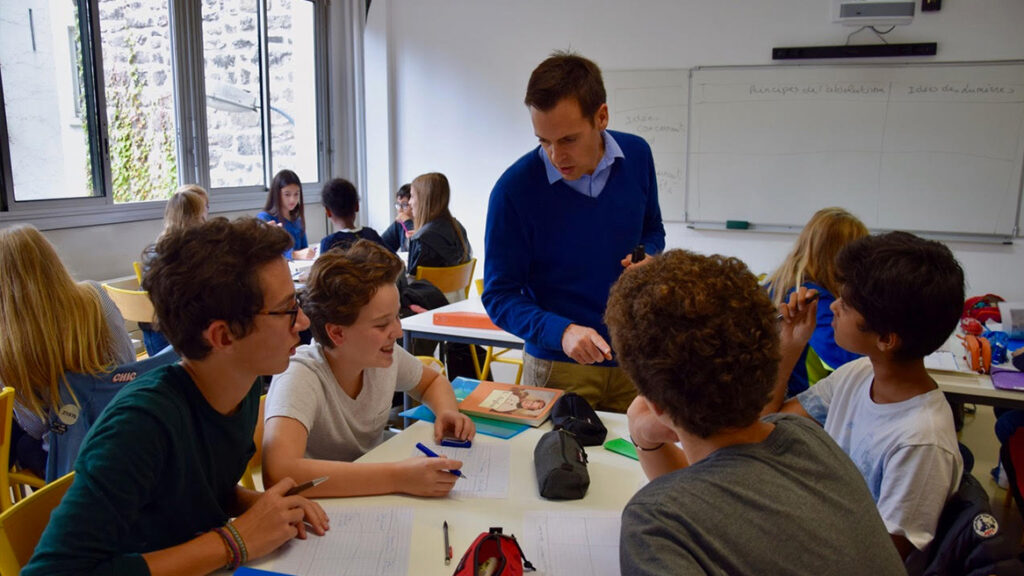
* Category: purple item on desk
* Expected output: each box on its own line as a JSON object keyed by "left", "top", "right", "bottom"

{"left": 990, "top": 367, "right": 1024, "bottom": 391}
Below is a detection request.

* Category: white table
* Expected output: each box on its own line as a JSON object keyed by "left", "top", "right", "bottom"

{"left": 929, "top": 335, "right": 1024, "bottom": 410}
{"left": 400, "top": 298, "right": 523, "bottom": 351}
{"left": 246, "top": 413, "right": 641, "bottom": 575}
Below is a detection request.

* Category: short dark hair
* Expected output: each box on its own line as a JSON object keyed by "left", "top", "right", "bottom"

{"left": 301, "top": 239, "right": 403, "bottom": 348}
{"left": 320, "top": 178, "right": 359, "bottom": 222}
{"left": 837, "top": 231, "right": 964, "bottom": 360}
{"left": 143, "top": 217, "right": 292, "bottom": 360}
{"left": 396, "top": 183, "right": 411, "bottom": 200}
{"left": 605, "top": 250, "right": 780, "bottom": 438}
{"left": 524, "top": 51, "right": 606, "bottom": 120}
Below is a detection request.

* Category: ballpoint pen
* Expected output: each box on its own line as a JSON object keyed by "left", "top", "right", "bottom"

{"left": 443, "top": 520, "right": 452, "bottom": 566}
{"left": 776, "top": 293, "right": 820, "bottom": 321}
{"left": 415, "top": 442, "right": 469, "bottom": 478}
{"left": 285, "top": 475, "right": 329, "bottom": 496}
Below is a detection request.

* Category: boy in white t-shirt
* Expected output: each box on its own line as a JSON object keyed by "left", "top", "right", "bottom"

{"left": 262, "top": 240, "right": 475, "bottom": 498}
{"left": 771, "top": 231, "right": 965, "bottom": 560}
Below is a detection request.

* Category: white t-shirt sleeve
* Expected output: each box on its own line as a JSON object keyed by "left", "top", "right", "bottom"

{"left": 265, "top": 362, "right": 323, "bottom": 433}
{"left": 796, "top": 372, "right": 839, "bottom": 425}
{"left": 876, "top": 443, "right": 960, "bottom": 550}
{"left": 393, "top": 346, "right": 424, "bottom": 393}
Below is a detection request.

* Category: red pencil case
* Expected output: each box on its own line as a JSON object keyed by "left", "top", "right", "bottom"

{"left": 452, "top": 527, "right": 535, "bottom": 576}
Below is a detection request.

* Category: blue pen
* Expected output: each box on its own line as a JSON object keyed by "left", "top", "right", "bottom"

{"left": 415, "top": 442, "right": 468, "bottom": 479}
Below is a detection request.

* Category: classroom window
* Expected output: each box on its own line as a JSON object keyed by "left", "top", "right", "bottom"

{"left": 0, "top": 0, "right": 330, "bottom": 226}
{"left": 1, "top": 2, "right": 98, "bottom": 202}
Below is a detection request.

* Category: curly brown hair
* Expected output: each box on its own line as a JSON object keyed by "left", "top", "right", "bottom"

{"left": 301, "top": 239, "right": 403, "bottom": 347}
{"left": 605, "top": 250, "right": 780, "bottom": 438}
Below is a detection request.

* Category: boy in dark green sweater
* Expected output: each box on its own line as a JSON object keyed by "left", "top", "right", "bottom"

{"left": 25, "top": 217, "right": 330, "bottom": 576}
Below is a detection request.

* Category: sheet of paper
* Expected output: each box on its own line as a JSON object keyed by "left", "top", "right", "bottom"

{"left": 264, "top": 506, "right": 413, "bottom": 576}
{"left": 925, "top": 350, "right": 962, "bottom": 372}
{"left": 522, "top": 511, "right": 622, "bottom": 576}
{"left": 412, "top": 442, "right": 511, "bottom": 498}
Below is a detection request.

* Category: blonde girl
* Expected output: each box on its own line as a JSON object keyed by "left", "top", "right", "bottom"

{"left": 764, "top": 207, "right": 869, "bottom": 396}
{"left": 407, "top": 172, "right": 471, "bottom": 277}
{"left": 0, "top": 225, "right": 134, "bottom": 473}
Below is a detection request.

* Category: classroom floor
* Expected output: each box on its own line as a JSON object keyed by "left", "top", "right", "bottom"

{"left": 958, "top": 404, "right": 1024, "bottom": 549}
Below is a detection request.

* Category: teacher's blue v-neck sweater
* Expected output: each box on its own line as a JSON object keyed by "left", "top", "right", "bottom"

{"left": 483, "top": 130, "right": 665, "bottom": 365}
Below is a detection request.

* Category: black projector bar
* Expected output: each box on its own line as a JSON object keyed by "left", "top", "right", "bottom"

{"left": 773, "top": 43, "right": 937, "bottom": 60}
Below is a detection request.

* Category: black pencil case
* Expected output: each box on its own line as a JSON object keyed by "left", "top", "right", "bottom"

{"left": 533, "top": 428, "right": 590, "bottom": 500}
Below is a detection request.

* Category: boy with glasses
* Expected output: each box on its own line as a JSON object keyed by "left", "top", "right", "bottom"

{"left": 25, "top": 218, "right": 329, "bottom": 576}
{"left": 382, "top": 183, "right": 413, "bottom": 253}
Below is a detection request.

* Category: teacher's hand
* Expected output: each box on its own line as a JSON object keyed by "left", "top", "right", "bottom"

{"left": 561, "top": 324, "right": 613, "bottom": 365}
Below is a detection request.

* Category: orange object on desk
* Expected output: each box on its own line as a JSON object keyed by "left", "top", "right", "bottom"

{"left": 433, "top": 311, "right": 501, "bottom": 330}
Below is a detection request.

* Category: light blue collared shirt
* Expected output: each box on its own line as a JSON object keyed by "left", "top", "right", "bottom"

{"left": 539, "top": 131, "right": 624, "bottom": 198}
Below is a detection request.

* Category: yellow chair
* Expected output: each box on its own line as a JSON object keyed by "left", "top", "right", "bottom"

{"left": 240, "top": 395, "right": 267, "bottom": 491}
{"left": 414, "top": 259, "right": 477, "bottom": 300}
{"left": 101, "top": 282, "right": 156, "bottom": 325}
{"left": 471, "top": 279, "right": 523, "bottom": 384}
{"left": 0, "top": 388, "right": 46, "bottom": 513}
{"left": 417, "top": 356, "right": 446, "bottom": 375}
{"left": 0, "top": 471, "right": 74, "bottom": 576}
{"left": 132, "top": 261, "right": 144, "bottom": 285}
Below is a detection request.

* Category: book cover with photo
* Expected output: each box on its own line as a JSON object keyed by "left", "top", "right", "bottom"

{"left": 459, "top": 381, "right": 564, "bottom": 427}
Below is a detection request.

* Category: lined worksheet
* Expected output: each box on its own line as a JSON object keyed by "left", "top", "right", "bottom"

{"left": 267, "top": 506, "right": 413, "bottom": 576}
{"left": 522, "top": 511, "right": 622, "bottom": 576}
{"left": 412, "top": 443, "right": 511, "bottom": 498}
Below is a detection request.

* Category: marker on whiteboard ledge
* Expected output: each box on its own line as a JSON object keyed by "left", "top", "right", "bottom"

{"left": 725, "top": 220, "right": 750, "bottom": 230}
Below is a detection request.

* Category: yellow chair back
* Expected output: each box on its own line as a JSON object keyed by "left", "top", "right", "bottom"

{"left": 0, "top": 471, "right": 74, "bottom": 576}
{"left": 101, "top": 282, "right": 156, "bottom": 325}
{"left": 0, "top": 388, "right": 46, "bottom": 513}
{"left": 414, "top": 259, "right": 477, "bottom": 299}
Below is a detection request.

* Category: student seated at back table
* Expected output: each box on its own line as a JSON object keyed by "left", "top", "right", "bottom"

{"left": 607, "top": 249, "right": 904, "bottom": 576}
{"left": 258, "top": 168, "right": 316, "bottom": 260}
{"left": 24, "top": 218, "right": 328, "bottom": 576}
{"left": 771, "top": 231, "right": 965, "bottom": 561}
{"left": 262, "top": 240, "right": 475, "bottom": 498}
{"left": 381, "top": 183, "right": 413, "bottom": 253}
{"left": 139, "top": 184, "right": 210, "bottom": 356}
{"left": 319, "top": 177, "right": 388, "bottom": 254}
{"left": 764, "top": 207, "right": 868, "bottom": 397}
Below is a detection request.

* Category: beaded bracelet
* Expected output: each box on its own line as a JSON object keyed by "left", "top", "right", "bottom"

{"left": 212, "top": 526, "right": 241, "bottom": 569}
{"left": 225, "top": 521, "right": 249, "bottom": 565}
{"left": 629, "top": 434, "right": 666, "bottom": 452}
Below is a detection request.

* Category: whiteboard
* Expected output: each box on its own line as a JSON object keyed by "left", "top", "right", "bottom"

{"left": 688, "top": 62, "right": 1024, "bottom": 237}
{"left": 605, "top": 70, "right": 689, "bottom": 222}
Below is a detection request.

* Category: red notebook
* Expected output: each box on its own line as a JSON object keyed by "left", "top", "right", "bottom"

{"left": 432, "top": 311, "right": 500, "bottom": 330}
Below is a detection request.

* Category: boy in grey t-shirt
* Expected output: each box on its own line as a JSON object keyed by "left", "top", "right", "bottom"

{"left": 605, "top": 250, "right": 904, "bottom": 576}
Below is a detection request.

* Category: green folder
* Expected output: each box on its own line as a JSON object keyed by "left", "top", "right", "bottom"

{"left": 603, "top": 437, "right": 639, "bottom": 460}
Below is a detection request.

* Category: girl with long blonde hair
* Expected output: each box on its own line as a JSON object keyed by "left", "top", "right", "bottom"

{"left": 407, "top": 172, "right": 471, "bottom": 276}
{"left": 765, "top": 207, "right": 869, "bottom": 396}
{"left": 0, "top": 225, "right": 134, "bottom": 475}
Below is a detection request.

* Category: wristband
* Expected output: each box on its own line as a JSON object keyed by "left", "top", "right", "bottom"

{"left": 225, "top": 521, "right": 249, "bottom": 565}
{"left": 629, "top": 435, "right": 665, "bottom": 452}
{"left": 213, "top": 526, "right": 240, "bottom": 569}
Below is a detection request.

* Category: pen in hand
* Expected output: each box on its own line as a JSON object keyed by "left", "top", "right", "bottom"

{"left": 285, "top": 476, "right": 329, "bottom": 496}
{"left": 415, "top": 442, "right": 468, "bottom": 478}
{"left": 776, "top": 293, "right": 820, "bottom": 321}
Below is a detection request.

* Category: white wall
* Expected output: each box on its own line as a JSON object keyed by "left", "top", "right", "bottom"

{"left": 366, "top": 0, "right": 1024, "bottom": 298}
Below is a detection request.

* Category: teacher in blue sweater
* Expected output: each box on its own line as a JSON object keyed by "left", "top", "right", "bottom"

{"left": 483, "top": 52, "right": 665, "bottom": 412}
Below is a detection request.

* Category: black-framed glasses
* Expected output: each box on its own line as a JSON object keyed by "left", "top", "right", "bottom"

{"left": 395, "top": 201, "right": 410, "bottom": 210}
{"left": 259, "top": 300, "right": 300, "bottom": 328}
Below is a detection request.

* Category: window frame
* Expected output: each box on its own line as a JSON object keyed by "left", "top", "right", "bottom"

{"left": 0, "top": 0, "right": 332, "bottom": 231}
